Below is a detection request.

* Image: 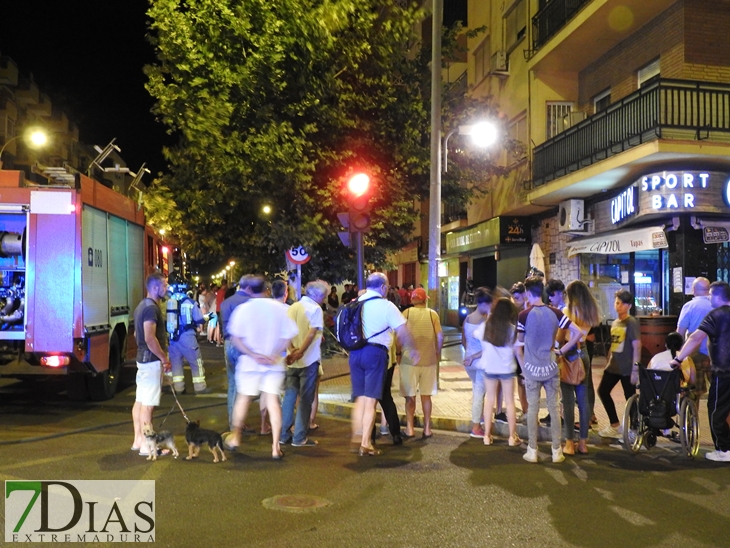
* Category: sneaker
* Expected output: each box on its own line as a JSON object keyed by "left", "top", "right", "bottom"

{"left": 705, "top": 450, "right": 730, "bottom": 462}
{"left": 598, "top": 425, "right": 622, "bottom": 438}
{"left": 380, "top": 426, "right": 389, "bottom": 436}
{"left": 523, "top": 446, "right": 538, "bottom": 463}
{"left": 470, "top": 426, "right": 485, "bottom": 438}
{"left": 292, "top": 438, "right": 319, "bottom": 447}
{"left": 539, "top": 414, "right": 551, "bottom": 426}
{"left": 552, "top": 447, "right": 565, "bottom": 463}
{"left": 494, "top": 412, "right": 508, "bottom": 423}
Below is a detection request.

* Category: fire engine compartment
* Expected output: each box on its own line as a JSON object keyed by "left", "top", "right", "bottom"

{"left": 0, "top": 210, "right": 27, "bottom": 340}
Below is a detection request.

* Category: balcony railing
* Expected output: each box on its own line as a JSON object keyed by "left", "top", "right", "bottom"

{"left": 442, "top": 202, "right": 467, "bottom": 226}
{"left": 533, "top": 79, "right": 730, "bottom": 187}
{"left": 532, "top": 0, "right": 592, "bottom": 51}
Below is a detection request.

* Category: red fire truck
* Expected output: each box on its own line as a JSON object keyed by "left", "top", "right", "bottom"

{"left": 0, "top": 169, "right": 172, "bottom": 400}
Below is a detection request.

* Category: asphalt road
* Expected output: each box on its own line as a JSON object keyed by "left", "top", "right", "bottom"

{"left": 1, "top": 344, "right": 729, "bottom": 548}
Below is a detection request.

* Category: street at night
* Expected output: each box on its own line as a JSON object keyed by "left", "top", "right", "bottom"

{"left": 1, "top": 342, "right": 728, "bottom": 548}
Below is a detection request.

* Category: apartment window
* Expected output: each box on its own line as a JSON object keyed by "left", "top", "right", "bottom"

{"left": 638, "top": 58, "right": 660, "bottom": 87}
{"left": 593, "top": 89, "right": 611, "bottom": 113}
{"left": 474, "top": 38, "right": 490, "bottom": 83}
{"left": 403, "top": 262, "right": 416, "bottom": 288}
{"left": 504, "top": 0, "right": 526, "bottom": 53}
{"left": 546, "top": 102, "right": 573, "bottom": 139}
{"left": 508, "top": 112, "right": 528, "bottom": 143}
{"left": 2, "top": 117, "right": 14, "bottom": 140}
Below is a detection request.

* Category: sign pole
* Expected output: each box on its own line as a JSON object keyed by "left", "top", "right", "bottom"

{"left": 296, "top": 263, "right": 302, "bottom": 300}
{"left": 355, "top": 231, "right": 364, "bottom": 290}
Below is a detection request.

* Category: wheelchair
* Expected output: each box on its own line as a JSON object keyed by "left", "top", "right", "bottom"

{"left": 622, "top": 366, "right": 700, "bottom": 458}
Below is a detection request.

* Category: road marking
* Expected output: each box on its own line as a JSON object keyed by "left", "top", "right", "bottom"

{"left": 570, "top": 462, "right": 588, "bottom": 482}
{"left": 543, "top": 468, "right": 568, "bottom": 485}
{"left": 594, "top": 487, "right": 614, "bottom": 501}
{"left": 609, "top": 505, "right": 655, "bottom": 526}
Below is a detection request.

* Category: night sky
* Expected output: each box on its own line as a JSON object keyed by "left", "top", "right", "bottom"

{"left": 1, "top": 0, "right": 170, "bottom": 176}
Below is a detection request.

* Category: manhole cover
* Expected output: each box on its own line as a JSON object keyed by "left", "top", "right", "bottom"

{"left": 262, "top": 494, "right": 332, "bottom": 513}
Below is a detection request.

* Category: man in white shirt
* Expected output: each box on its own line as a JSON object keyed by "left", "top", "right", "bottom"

{"left": 349, "top": 272, "right": 419, "bottom": 456}
{"left": 280, "top": 280, "right": 329, "bottom": 447}
{"left": 225, "top": 276, "right": 298, "bottom": 459}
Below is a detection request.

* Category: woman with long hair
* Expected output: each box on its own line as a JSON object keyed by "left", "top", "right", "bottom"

{"left": 476, "top": 298, "right": 521, "bottom": 446}
{"left": 561, "top": 280, "right": 601, "bottom": 455}
{"left": 461, "top": 288, "right": 493, "bottom": 438}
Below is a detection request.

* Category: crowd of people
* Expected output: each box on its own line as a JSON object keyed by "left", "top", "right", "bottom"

{"left": 130, "top": 269, "right": 730, "bottom": 464}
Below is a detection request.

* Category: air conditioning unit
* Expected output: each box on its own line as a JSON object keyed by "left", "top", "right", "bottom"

{"left": 558, "top": 199, "right": 586, "bottom": 232}
{"left": 490, "top": 51, "right": 509, "bottom": 74}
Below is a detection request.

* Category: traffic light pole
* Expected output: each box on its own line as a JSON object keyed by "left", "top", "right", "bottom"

{"left": 355, "top": 230, "right": 365, "bottom": 291}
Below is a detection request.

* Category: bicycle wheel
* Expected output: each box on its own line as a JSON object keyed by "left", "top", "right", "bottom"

{"left": 623, "top": 394, "right": 645, "bottom": 453}
{"left": 679, "top": 397, "right": 700, "bottom": 458}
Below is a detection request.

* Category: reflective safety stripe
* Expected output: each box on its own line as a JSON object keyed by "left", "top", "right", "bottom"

{"left": 172, "top": 375, "right": 185, "bottom": 382}
{"left": 192, "top": 376, "right": 206, "bottom": 383}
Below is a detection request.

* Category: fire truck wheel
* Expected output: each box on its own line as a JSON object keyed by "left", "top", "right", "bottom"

{"left": 88, "top": 332, "right": 122, "bottom": 401}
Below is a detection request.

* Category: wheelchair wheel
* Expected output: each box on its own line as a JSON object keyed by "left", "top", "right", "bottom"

{"left": 623, "top": 394, "right": 645, "bottom": 453}
{"left": 679, "top": 397, "right": 700, "bottom": 458}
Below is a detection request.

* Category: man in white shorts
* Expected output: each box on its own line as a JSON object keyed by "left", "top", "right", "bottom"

{"left": 225, "top": 276, "right": 298, "bottom": 459}
{"left": 131, "top": 272, "right": 171, "bottom": 455}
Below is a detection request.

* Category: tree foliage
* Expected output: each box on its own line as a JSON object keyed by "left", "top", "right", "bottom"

{"left": 144, "top": 0, "right": 500, "bottom": 282}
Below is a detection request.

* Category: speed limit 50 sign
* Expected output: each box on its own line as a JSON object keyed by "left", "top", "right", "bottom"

{"left": 286, "top": 246, "right": 310, "bottom": 265}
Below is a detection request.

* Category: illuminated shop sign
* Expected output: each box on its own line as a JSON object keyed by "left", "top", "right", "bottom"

{"left": 611, "top": 186, "right": 637, "bottom": 224}
{"left": 609, "top": 171, "right": 730, "bottom": 226}
{"left": 640, "top": 171, "right": 709, "bottom": 211}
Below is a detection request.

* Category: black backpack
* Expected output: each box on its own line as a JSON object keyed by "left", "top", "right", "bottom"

{"left": 335, "top": 296, "right": 388, "bottom": 351}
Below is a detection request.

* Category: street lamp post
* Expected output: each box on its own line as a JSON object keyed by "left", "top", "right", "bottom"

{"left": 0, "top": 129, "right": 49, "bottom": 169}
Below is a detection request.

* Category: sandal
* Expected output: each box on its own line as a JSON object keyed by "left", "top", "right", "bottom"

{"left": 483, "top": 435, "right": 494, "bottom": 446}
{"left": 508, "top": 434, "right": 523, "bottom": 447}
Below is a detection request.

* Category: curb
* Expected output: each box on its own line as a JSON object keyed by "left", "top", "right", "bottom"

{"left": 316, "top": 399, "right": 609, "bottom": 444}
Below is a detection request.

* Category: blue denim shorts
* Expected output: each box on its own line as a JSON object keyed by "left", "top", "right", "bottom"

{"left": 484, "top": 372, "right": 516, "bottom": 381}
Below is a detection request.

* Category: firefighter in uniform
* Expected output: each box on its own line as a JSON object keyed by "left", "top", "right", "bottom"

{"left": 166, "top": 273, "right": 210, "bottom": 394}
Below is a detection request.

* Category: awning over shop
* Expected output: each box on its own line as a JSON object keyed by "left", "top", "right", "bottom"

{"left": 566, "top": 226, "right": 668, "bottom": 257}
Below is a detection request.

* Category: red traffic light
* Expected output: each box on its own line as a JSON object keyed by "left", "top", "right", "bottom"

{"left": 347, "top": 173, "right": 370, "bottom": 197}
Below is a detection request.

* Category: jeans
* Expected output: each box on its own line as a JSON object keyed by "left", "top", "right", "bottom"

{"left": 224, "top": 339, "right": 240, "bottom": 429}
{"left": 526, "top": 376, "right": 561, "bottom": 450}
{"left": 597, "top": 370, "right": 636, "bottom": 425}
{"left": 280, "top": 361, "right": 320, "bottom": 444}
{"left": 465, "top": 365, "right": 486, "bottom": 424}
{"left": 561, "top": 348, "right": 591, "bottom": 440}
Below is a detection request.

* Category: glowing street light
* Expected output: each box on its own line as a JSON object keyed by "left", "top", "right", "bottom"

{"left": 262, "top": 205, "right": 272, "bottom": 215}
{"left": 0, "top": 127, "right": 49, "bottom": 169}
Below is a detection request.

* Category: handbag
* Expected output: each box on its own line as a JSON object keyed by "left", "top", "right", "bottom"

{"left": 559, "top": 349, "right": 585, "bottom": 385}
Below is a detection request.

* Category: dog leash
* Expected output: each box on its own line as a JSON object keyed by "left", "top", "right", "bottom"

{"left": 159, "top": 384, "right": 191, "bottom": 428}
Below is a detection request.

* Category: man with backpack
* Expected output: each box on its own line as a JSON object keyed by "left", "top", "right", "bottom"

{"left": 340, "top": 272, "right": 420, "bottom": 456}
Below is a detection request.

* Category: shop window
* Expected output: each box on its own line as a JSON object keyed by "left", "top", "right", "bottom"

{"left": 718, "top": 242, "right": 730, "bottom": 282}
{"left": 593, "top": 88, "right": 611, "bottom": 113}
{"left": 638, "top": 58, "right": 660, "bottom": 88}
{"left": 580, "top": 249, "right": 664, "bottom": 320}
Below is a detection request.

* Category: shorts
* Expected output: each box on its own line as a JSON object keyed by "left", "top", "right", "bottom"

{"left": 484, "top": 372, "right": 516, "bottom": 381}
{"left": 399, "top": 363, "right": 438, "bottom": 397}
{"left": 236, "top": 369, "right": 285, "bottom": 396}
{"left": 349, "top": 344, "right": 388, "bottom": 399}
{"left": 135, "top": 361, "right": 162, "bottom": 406}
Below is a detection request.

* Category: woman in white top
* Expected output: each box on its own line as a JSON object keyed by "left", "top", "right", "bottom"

{"left": 462, "top": 288, "right": 493, "bottom": 438}
{"left": 476, "top": 298, "right": 522, "bottom": 446}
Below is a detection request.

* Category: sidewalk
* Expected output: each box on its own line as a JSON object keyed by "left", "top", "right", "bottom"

{"left": 317, "top": 336, "right": 714, "bottom": 448}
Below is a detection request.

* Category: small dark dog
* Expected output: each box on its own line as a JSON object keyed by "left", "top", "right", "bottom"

{"left": 185, "top": 420, "right": 227, "bottom": 463}
{"left": 142, "top": 423, "right": 179, "bottom": 461}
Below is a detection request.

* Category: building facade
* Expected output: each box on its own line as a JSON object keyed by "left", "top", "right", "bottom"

{"left": 433, "top": 0, "right": 730, "bottom": 327}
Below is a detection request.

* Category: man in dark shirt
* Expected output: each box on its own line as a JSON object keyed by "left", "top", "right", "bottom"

{"left": 131, "top": 272, "right": 171, "bottom": 455}
{"left": 219, "top": 275, "right": 253, "bottom": 430}
{"left": 672, "top": 281, "right": 730, "bottom": 462}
